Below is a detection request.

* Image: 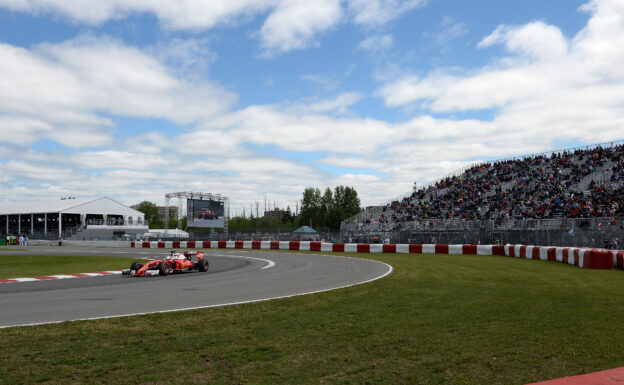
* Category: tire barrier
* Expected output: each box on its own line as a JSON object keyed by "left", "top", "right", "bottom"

{"left": 130, "top": 241, "right": 618, "bottom": 270}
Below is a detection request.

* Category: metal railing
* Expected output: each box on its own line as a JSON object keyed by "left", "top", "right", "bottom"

{"left": 341, "top": 216, "right": 624, "bottom": 248}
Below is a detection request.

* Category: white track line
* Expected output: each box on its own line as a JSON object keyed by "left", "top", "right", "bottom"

{"left": 0, "top": 256, "right": 393, "bottom": 329}
{"left": 213, "top": 253, "right": 276, "bottom": 269}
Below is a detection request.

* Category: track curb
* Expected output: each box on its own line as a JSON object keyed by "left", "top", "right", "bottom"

{"left": 0, "top": 271, "right": 122, "bottom": 283}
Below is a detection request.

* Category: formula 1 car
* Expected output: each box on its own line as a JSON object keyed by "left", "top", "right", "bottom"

{"left": 199, "top": 209, "right": 216, "bottom": 220}
{"left": 122, "top": 250, "right": 209, "bottom": 276}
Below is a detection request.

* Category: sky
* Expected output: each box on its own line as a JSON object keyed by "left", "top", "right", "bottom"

{"left": 0, "top": 0, "right": 623, "bottom": 216}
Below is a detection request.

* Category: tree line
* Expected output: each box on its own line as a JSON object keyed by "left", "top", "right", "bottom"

{"left": 298, "top": 186, "right": 361, "bottom": 230}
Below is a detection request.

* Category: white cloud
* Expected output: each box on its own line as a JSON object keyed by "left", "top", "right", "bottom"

{"left": 174, "top": 129, "right": 247, "bottom": 157}
{"left": 0, "top": 35, "right": 236, "bottom": 149}
{"left": 436, "top": 16, "right": 467, "bottom": 45}
{"left": 346, "top": 0, "right": 426, "bottom": 27}
{"left": 0, "top": 0, "right": 425, "bottom": 56}
{"left": 258, "top": 0, "right": 425, "bottom": 55}
{"left": 71, "top": 151, "right": 170, "bottom": 170}
{"left": 299, "top": 73, "right": 342, "bottom": 91}
{"left": 478, "top": 21, "right": 568, "bottom": 60}
{"left": 0, "top": 0, "right": 277, "bottom": 29}
{"left": 190, "top": 157, "right": 315, "bottom": 175}
{"left": 320, "top": 155, "right": 385, "bottom": 170}
{"left": 259, "top": 0, "right": 343, "bottom": 55}
{"left": 123, "top": 132, "right": 168, "bottom": 155}
{"left": 0, "top": 116, "right": 55, "bottom": 146}
{"left": 211, "top": 104, "right": 402, "bottom": 154}
{"left": 310, "top": 92, "right": 362, "bottom": 114}
{"left": 150, "top": 38, "right": 218, "bottom": 78}
{"left": 378, "top": 0, "right": 624, "bottom": 150}
{"left": 379, "top": 21, "right": 573, "bottom": 111}
{"left": 357, "top": 34, "right": 393, "bottom": 54}
{"left": 298, "top": 92, "right": 362, "bottom": 114}
{"left": 3, "top": 161, "right": 76, "bottom": 181}
{"left": 574, "top": 0, "right": 624, "bottom": 78}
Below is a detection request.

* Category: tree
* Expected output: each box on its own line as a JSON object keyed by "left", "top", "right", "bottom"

{"left": 299, "top": 187, "right": 322, "bottom": 227}
{"left": 180, "top": 216, "right": 187, "bottom": 230}
{"left": 326, "top": 205, "right": 346, "bottom": 230}
{"left": 282, "top": 206, "right": 294, "bottom": 224}
{"left": 298, "top": 185, "right": 362, "bottom": 230}
{"left": 135, "top": 201, "right": 163, "bottom": 228}
{"left": 341, "top": 186, "right": 361, "bottom": 218}
{"left": 320, "top": 188, "right": 333, "bottom": 227}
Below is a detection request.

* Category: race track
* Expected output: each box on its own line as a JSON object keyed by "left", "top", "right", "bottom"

{"left": 0, "top": 246, "right": 392, "bottom": 328}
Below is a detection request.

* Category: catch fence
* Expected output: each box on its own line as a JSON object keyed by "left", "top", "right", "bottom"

{"left": 341, "top": 216, "right": 624, "bottom": 248}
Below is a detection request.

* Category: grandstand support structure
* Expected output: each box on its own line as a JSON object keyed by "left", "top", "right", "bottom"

{"left": 164, "top": 192, "right": 229, "bottom": 237}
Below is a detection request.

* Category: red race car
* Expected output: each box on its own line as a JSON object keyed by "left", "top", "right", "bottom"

{"left": 123, "top": 250, "right": 209, "bottom": 276}
{"left": 199, "top": 209, "right": 216, "bottom": 220}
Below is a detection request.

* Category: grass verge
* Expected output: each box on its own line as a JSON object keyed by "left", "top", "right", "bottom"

{"left": 1, "top": 252, "right": 624, "bottom": 384}
{"left": 0, "top": 255, "right": 144, "bottom": 279}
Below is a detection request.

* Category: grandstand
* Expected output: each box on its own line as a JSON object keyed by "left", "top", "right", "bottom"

{"left": 342, "top": 141, "right": 624, "bottom": 248}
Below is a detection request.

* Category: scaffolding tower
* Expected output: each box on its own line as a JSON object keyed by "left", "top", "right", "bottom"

{"left": 164, "top": 191, "right": 229, "bottom": 237}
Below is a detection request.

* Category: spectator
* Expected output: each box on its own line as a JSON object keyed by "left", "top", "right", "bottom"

{"left": 373, "top": 144, "right": 624, "bottom": 227}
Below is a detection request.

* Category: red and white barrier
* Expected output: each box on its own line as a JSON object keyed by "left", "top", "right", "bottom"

{"left": 130, "top": 241, "right": 617, "bottom": 270}
{"left": 612, "top": 250, "right": 624, "bottom": 269}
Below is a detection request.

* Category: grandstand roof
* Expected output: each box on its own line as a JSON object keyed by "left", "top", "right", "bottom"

{"left": 0, "top": 197, "right": 143, "bottom": 217}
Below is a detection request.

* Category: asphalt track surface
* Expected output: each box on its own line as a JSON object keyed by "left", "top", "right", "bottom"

{"left": 0, "top": 246, "right": 392, "bottom": 328}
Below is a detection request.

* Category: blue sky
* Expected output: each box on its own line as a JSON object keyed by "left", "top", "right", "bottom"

{"left": 0, "top": 0, "right": 622, "bottom": 215}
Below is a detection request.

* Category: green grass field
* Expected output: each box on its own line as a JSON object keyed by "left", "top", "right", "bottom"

{"left": 0, "top": 255, "right": 145, "bottom": 279}
{"left": 1, "top": 252, "right": 623, "bottom": 384}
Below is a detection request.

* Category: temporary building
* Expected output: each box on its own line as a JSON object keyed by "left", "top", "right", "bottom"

{"left": 0, "top": 197, "right": 147, "bottom": 239}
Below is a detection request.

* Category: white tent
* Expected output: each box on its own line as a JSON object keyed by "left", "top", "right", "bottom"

{"left": 0, "top": 197, "right": 146, "bottom": 237}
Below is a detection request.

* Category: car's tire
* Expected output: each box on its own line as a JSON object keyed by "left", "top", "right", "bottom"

{"left": 197, "top": 258, "right": 208, "bottom": 272}
{"left": 130, "top": 262, "right": 143, "bottom": 271}
{"left": 159, "top": 262, "right": 170, "bottom": 276}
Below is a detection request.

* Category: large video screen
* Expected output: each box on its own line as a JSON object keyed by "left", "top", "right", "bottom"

{"left": 187, "top": 199, "right": 225, "bottom": 228}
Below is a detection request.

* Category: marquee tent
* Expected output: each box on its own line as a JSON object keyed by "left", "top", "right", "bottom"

{"left": 0, "top": 197, "right": 146, "bottom": 238}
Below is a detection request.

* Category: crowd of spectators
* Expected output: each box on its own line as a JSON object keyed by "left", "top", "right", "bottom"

{"left": 379, "top": 144, "right": 624, "bottom": 227}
